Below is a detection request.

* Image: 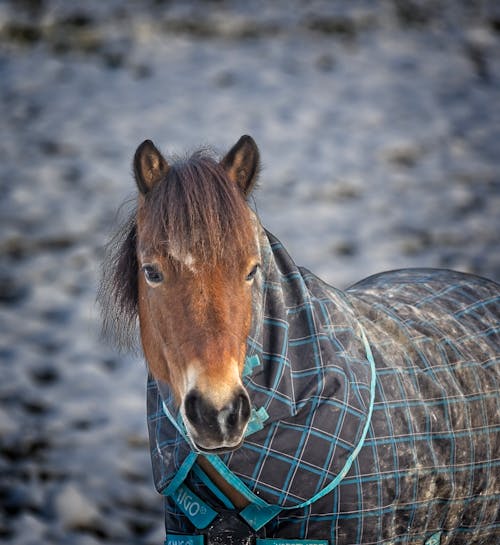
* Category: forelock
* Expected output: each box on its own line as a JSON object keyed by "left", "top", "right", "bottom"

{"left": 139, "top": 151, "right": 252, "bottom": 266}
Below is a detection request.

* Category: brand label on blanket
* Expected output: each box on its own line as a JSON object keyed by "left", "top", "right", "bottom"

{"left": 172, "top": 483, "right": 217, "bottom": 529}
{"left": 165, "top": 534, "right": 204, "bottom": 545}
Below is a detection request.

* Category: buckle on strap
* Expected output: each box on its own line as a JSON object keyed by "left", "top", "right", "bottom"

{"left": 164, "top": 510, "right": 328, "bottom": 544}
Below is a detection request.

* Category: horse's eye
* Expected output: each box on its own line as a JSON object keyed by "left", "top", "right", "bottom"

{"left": 142, "top": 264, "right": 164, "bottom": 285}
{"left": 246, "top": 264, "right": 260, "bottom": 282}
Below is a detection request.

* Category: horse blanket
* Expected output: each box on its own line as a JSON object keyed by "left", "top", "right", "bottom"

{"left": 147, "top": 229, "right": 500, "bottom": 544}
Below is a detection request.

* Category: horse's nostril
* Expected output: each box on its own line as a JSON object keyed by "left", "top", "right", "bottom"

{"left": 184, "top": 390, "right": 204, "bottom": 427}
{"left": 238, "top": 392, "right": 251, "bottom": 422}
{"left": 226, "top": 404, "right": 237, "bottom": 428}
{"left": 226, "top": 391, "right": 251, "bottom": 430}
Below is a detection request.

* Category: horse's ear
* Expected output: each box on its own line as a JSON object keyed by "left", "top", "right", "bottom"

{"left": 221, "top": 135, "right": 260, "bottom": 197}
{"left": 133, "top": 140, "right": 170, "bottom": 194}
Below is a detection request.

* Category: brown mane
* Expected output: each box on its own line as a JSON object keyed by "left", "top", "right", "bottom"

{"left": 98, "top": 150, "right": 251, "bottom": 350}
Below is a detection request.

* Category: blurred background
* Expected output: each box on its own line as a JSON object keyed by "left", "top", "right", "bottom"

{"left": 0, "top": 1, "right": 499, "bottom": 543}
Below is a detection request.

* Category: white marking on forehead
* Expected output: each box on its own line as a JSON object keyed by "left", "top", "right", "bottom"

{"left": 183, "top": 253, "right": 196, "bottom": 271}
{"left": 168, "top": 244, "right": 197, "bottom": 273}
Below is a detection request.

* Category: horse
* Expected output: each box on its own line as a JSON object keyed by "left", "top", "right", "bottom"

{"left": 99, "top": 136, "right": 500, "bottom": 545}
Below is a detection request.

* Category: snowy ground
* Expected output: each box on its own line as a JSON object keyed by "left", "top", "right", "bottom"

{"left": 0, "top": 1, "right": 499, "bottom": 543}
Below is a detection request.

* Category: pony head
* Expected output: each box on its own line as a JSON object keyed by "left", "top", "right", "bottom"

{"left": 102, "top": 136, "right": 261, "bottom": 452}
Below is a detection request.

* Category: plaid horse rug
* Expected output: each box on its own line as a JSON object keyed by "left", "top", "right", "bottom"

{"left": 147, "top": 230, "right": 500, "bottom": 545}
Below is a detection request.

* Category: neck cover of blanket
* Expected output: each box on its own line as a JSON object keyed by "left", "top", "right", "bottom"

{"left": 147, "top": 229, "right": 376, "bottom": 535}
